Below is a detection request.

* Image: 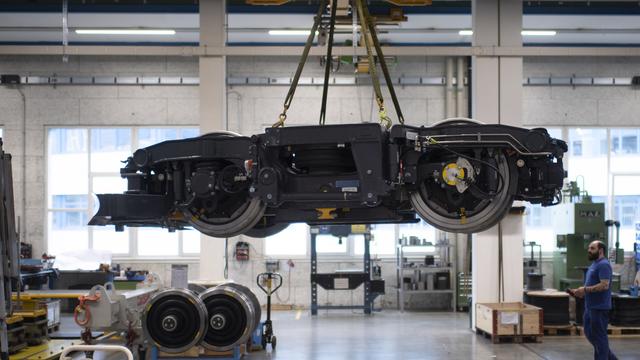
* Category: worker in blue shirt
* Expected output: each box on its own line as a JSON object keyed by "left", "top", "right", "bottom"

{"left": 570, "top": 240, "right": 617, "bottom": 360}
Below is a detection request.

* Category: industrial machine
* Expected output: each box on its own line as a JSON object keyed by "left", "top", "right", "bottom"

{"left": 73, "top": 282, "right": 160, "bottom": 345}
{"left": 551, "top": 185, "right": 622, "bottom": 291}
{"left": 89, "top": 0, "right": 567, "bottom": 239}
{"left": 552, "top": 199, "right": 607, "bottom": 290}
{"left": 523, "top": 241, "right": 544, "bottom": 290}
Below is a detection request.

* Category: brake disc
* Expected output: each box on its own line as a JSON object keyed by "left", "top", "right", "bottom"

{"left": 410, "top": 150, "right": 517, "bottom": 233}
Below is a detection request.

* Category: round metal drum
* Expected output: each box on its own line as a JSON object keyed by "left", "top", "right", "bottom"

{"left": 199, "top": 283, "right": 261, "bottom": 351}
{"left": 142, "top": 289, "right": 207, "bottom": 353}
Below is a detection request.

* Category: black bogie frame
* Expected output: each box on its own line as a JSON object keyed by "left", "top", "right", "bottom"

{"left": 90, "top": 121, "right": 567, "bottom": 236}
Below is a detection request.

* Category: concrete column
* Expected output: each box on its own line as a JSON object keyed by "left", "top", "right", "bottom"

{"left": 471, "top": 0, "right": 524, "bottom": 328}
{"left": 198, "top": 0, "right": 227, "bottom": 281}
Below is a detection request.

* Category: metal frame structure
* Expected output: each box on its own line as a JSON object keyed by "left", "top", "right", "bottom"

{"left": 0, "top": 141, "right": 18, "bottom": 360}
{"left": 310, "top": 224, "right": 379, "bottom": 315}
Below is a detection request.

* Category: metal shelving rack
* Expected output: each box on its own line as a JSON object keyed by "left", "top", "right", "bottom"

{"left": 396, "top": 241, "right": 456, "bottom": 312}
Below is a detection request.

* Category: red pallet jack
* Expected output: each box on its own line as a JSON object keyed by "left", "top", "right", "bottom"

{"left": 256, "top": 272, "right": 282, "bottom": 350}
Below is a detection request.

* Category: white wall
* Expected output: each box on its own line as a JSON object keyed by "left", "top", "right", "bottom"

{"left": 1, "top": 54, "right": 638, "bottom": 309}
{"left": 0, "top": 55, "right": 199, "bottom": 258}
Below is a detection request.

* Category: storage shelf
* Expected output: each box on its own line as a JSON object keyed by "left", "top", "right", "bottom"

{"left": 396, "top": 240, "right": 457, "bottom": 312}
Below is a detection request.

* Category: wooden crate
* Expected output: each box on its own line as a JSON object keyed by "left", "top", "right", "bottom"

{"left": 476, "top": 302, "right": 543, "bottom": 343}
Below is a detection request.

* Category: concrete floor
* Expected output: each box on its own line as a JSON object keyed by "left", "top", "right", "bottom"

{"left": 247, "top": 311, "right": 640, "bottom": 360}
{"left": 56, "top": 311, "right": 639, "bottom": 359}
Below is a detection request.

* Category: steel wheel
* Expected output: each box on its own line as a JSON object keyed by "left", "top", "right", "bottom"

{"left": 142, "top": 289, "right": 207, "bottom": 354}
{"left": 245, "top": 217, "right": 289, "bottom": 238}
{"left": 410, "top": 149, "right": 517, "bottom": 233}
{"left": 199, "top": 283, "right": 261, "bottom": 352}
{"left": 184, "top": 196, "right": 265, "bottom": 238}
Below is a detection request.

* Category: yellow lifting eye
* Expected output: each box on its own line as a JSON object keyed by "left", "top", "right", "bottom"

{"left": 442, "top": 163, "right": 465, "bottom": 186}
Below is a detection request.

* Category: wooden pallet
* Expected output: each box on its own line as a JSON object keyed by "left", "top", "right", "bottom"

{"left": 543, "top": 324, "right": 576, "bottom": 336}
{"left": 476, "top": 328, "right": 543, "bottom": 344}
{"left": 576, "top": 325, "right": 640, "bottom": 337}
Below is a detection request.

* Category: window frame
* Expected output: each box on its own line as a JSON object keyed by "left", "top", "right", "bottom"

{"left": 45, "top": 125, "right": 200, "bottom": 260}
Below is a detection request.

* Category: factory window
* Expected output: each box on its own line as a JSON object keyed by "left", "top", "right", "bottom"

{"left": 315, "top": 234, "right": 348, "bottom": 254}
{"left": 611, "top": 128, "right": 640, "bottom": 155}
{"left": 46, "top": 126, "right": 200, "bottom": 258}
{"left": 524, "top": 127, "right": 640, "bottom": 253}
{"left": 357, "top": 224, "right": 397, "bottom": 256}
{"left": 264, "top": 223, "right": 308, "bottom": 256}
{"left": 612, "top": 175, "right": 640, "bottom": 251}
{"left": 568, "top": 128, "right": 608, "bottom": 198}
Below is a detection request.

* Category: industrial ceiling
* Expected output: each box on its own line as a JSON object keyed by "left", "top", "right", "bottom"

{"left": 1, "top": 1, "right": 640, "bottom": 45}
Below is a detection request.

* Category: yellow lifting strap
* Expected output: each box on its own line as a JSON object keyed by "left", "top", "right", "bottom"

{"left": 273, "top": 0, "right": 327, "bottom": 128}
{"left": 274, "top": 0, "right": 405, "bottom": 128}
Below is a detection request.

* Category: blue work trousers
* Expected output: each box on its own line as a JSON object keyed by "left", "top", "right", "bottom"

{"left": 583, "top": 309, "right": 617, "bottom": 360}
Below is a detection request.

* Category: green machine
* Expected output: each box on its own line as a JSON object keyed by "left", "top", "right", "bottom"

{"left": 553, "top": 200, "right": 607, "bottom": 290}
{"left": 552, "top": 198, "right": 623, "bottom": 291}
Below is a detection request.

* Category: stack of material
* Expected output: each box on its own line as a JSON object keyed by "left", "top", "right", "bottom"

{"left": 610, "top": 294, "right": 640, "bottom": 326}
{"left": 525, "top": 290, "right": 570, "bottom": 325}
{"left": 14, "top": 309, "right": 49, "bottom": 345}
{"left": 6, "top": 315, "right": 27, "bottom": 354}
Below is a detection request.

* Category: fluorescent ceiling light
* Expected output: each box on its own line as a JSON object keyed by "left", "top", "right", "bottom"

{"left": 268, "top": 30, "right": 318, "bottom": 36}
{"left": 458, "top": 30, "right": 556, "bottom": 36}
{"left": 521, "top": 30, "right": 557, "bottom": 36}
{"left": 75, "top": 29, "right": 176, "bottom": 35}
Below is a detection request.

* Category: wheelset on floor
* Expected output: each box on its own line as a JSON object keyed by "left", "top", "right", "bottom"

{"left": 142, "top": 284, "right": 262, "bottom": 354}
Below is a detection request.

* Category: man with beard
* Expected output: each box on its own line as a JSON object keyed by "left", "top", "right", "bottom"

{"left": 570, "top": 241, "right": 617, "bottom": 360}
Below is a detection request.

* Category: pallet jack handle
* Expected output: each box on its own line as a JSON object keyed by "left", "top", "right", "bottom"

{"left": 256, "top": 272, "right": 283, "bottom": 295}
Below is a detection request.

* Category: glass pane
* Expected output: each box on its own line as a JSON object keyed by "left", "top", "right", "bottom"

{"left": 48, "top": 128, "right": 89, "bottom": 208}
{"left": 47, "top": 211, "right": 88, "bottom": 255}
{"left": 315, "top": 234, "right": 348, "bottom": 254}
{"left": 138, "top": 228, "right": 180, "bottom": 256}
{"left": 546, "top": 127, "right": 562, "bottom": 140}
{"left": 182, "top": 230, "right": 201, "bottom": 254}
{"left": 524, "top": 204, "right": 557, "bottom": 252}
{"left": 180, "top": 128, "right": 200, "bottom": 139}
{"left": 51, "top": 195, "right": 87, "bottom": 210}
{"left": 568, "top": 128, "right": 608, "bottom": 197}
{"left": 264, "top": 223, "right": 307, "bottom": 256}
{"left": 138, "top": 128, "right": 179, "bottom": 148}
{"left": 610, "top": 128, "right": 640, "bottom": 173}
{"left": 355, "top": 224, "right": 396, "bottom": 256}
{"left": 613, "top": 175, "right": 640, "bottom": 251}
{"left": 92, "top": 176, "right": 127, "bottom": 194}
{"left": 93, "top": 227, "right": 129, "bottom": 254}
{"left": 90, "top": 128, "right": 131, "bottom": 172}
